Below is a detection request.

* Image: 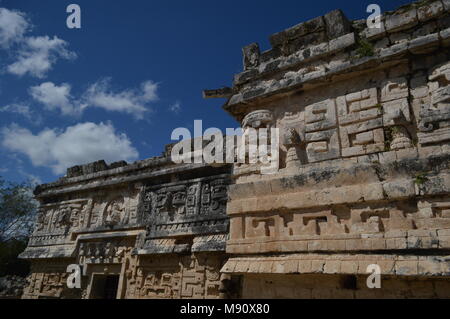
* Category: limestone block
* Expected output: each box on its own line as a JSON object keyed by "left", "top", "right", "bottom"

{"left": 323, "top": 9, "right": 352, "bottom": 39}
{"left": 305, "top": 99, "right": 337, "bottom": 132}
{"left": 395, "top": 260, "right": 418, "bottom": 275}
{"left": 383, "top": 100, "right": 411, "bottom": 126}
{"left": 408, "top": 33, "right": 440, "bottom": 54}
{"left": 383, "top": 180, "right": 415, "bottom": 199}
{"left": 340, "top": 261, "right": 358, "bottom": 274}
{"left": 418, "top": 1, "right": 444, "bottom": 22}
{"left": 298, "top": 260, "right": 313, "bottom": 274}
{"left": 378, "top": 151, "right": 397, "bottom": 164}
{"left": 311, "top": 260, "right": 325, "bottom": 273}
{"left": 379, "top": 41, "right": 408, "bottom": 59}
{"left": 385, "top": 9, "right": 418, "bottom": 33}
{"left": 323, "top": 261, "right": 341, "bottom": 274}
{"left": 329, "top": 33, "right": 355, "bottom": 53}
{"left": 439, "top": 236, "right": 450, "bottom": 248}
{"left": 381, "top": 77, "right": 409, "bottom": 102}
{"left": 418, "top": 258, "right": 442, "bottom": 275}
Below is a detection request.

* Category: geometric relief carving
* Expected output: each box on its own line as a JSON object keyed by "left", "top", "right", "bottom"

{"left": 243, "top": 210, "right": 349, "bottom": 240}
{"left": 142, "top": 176, "right": 229, "bottom": 239}
{"left": 129, "top": 254, "right": 223, "bottom": 300}
{"left": 78, "top": 241, "right": 128, "bottom": 265}
{"left": 23, "top": 261, "right": 75, "bottom": 299}
{"left": 30, "top": 199, "right": 91, "bottom": 246}
{"left": 180, "top": 256, "right": 205, "bottom": 299}
{"left": 337, "top": 88, "right": 385, "bottom": 157}
{"left": 417, "top": 199, "right": 450, "bottom": 229}
{"left": 418, "top": 62, "right": 450, "bottom": 144}
{"left": 235, "top": 203, "right": 436, "bottom": 243}
{"left": 134, "top": 263, "right": 180, "bottom": 299}
{"left": 304, "top": 99, "right": 341, "bottom": 162}
{"left": 381, "top": 77, "right": 413, "bottom": 150}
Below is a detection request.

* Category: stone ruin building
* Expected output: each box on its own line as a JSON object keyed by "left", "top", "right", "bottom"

{"left": 20, "top": 0, "right": 450, "bottom": 298}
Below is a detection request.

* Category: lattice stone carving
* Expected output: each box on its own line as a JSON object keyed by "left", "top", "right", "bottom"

{"left": 337, "top": 88, "right": 385, "bottom": 157}
{"left": 304, "top": 99, "right": 341, "bottom": 162}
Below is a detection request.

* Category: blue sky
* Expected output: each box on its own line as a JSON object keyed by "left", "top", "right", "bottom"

{"left": 0, "top": 0, "right": 412, "bottom": 184}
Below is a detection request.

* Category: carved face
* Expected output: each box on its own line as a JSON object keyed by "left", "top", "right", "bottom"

{"left": 242, "top": 110, "right": 273, "bottom": 129}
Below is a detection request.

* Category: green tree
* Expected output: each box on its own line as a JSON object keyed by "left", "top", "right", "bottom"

{"left": 0, "top": 177, "right": 38, "bottom": 277}
{"left": 0, "top": 177, "right": 38, "bottom": 242}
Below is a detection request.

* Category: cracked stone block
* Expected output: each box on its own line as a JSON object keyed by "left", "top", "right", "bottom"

{"left": 385, "top": 8, "right": 418, "bottom": 33}
{"left": 323, "top": 9, "right": 352, "bottom": 39}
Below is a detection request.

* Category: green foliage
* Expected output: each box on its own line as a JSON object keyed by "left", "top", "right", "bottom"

{"left": 0, "top": 177, "right": 38, "bottom": 242}
{"left": 0, "top": 177, "right": 36, "bottom": 277}
{"left": 414, "top": 173, "right": 429, "bottom": 185}
{"left": 356, "top": 39, "right": 375, "bottom": 58}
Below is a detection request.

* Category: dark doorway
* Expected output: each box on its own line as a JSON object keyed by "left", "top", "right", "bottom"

{"left": 90, "top": 275, "right": 120, "bottom": 299}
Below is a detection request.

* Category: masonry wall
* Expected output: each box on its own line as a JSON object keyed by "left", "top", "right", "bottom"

{"left": 20, "top": 151, "right": 232, "bottom": 299}
{"left": 241, "top": 274, "right": 450, "bottom": 299}
{"left": 20, "top": 0, "right": 450, "bottom": 299}
{"left": 216, "top": 0, "right": 450, "bottom": 298}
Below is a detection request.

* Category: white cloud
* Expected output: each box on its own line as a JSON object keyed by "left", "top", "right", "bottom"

{"left": 0, "top": 7, "right": 76, "bottom": 78}
{"left": 7, "top": 35, "right": 76, "bottom": 78}
{"left": 169, "top": 101, "right": 181, "bottom": 114}
{"left": 18, "top": 169, "right": 42, "bottom": 186}
{"left": 29, "top": 82, "right": 81, "bottom": 116}
{"left": 28, "top": 79, "right": 160, "bottom": 118}
{"left": 1, "top": 122, "right": 139, "bottom": 175}
{"left": 83, "top": 78, "right": 158, "bottom": 119}
{"left": 0, "top": 8, "right": 29, "bottom": 48}
{"left": 0, "top": 103, "right": 32, "bottom": 120}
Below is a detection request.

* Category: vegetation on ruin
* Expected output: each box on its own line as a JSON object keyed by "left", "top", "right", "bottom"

{"left": 414, "top": 172, "right": 429, "bottom": 185}
{"left": 355, "top": 38, "right": 375, "bottom": 58}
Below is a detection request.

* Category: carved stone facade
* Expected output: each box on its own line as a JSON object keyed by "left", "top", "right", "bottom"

{"left": 21, "top": 0, "right": 450, "bottom": 299}
{"left": 20, "top": 152, "right": 231, "bottom": 299}
{"left": 216, "top": 0, "right": 450, "bottom": 299}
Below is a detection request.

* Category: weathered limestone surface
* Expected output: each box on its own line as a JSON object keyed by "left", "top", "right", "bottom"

{"left": 213, "top": 0, "right": 450, "bottom": 299}
{"left": 20, "top": 147, "right": 232, "bottom": 299}
{"left": 21, "top": 0, "right": 450, "bottom": 299}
